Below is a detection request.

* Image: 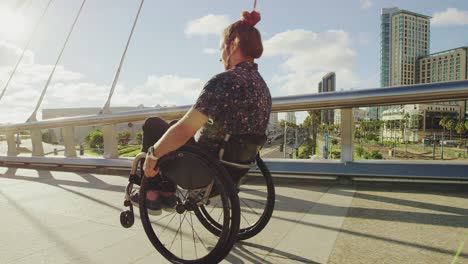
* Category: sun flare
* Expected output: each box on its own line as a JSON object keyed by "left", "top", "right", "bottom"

{"left": 0, "top": 10, "right": 27, "bottom": 40}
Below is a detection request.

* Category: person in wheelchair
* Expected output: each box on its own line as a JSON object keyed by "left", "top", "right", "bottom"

{"left": 131, "top": 10, "right": 271, "bottom": 215}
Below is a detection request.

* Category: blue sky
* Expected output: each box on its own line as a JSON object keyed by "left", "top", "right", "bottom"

{"left": 0, "top": 0, "right": 467, "bottom": 123}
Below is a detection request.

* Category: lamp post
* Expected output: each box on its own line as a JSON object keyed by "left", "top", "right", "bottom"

{"left": 283, "top": 123, "right": 288, "bottom": 158}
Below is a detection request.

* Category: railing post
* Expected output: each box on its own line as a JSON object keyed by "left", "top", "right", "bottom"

{"left": 30, "top": 129, "right": 44, "bottom": 156}
{"left": 62, "top": 126, "right": 76, "bottom": 158}
{"left": 341, "top": 108, "right": 354, "bottom": 162}
{"left": 6, "top": 131, "right": 18, "bottom": 156}
{"left": 103, "top": 125, "right": 118, "bottom": 159}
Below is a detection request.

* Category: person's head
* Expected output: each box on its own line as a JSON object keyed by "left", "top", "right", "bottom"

{"left": 220, "top": 11, "right": 263, "bottom": 70}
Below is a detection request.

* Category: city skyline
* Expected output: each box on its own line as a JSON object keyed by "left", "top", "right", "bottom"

{"left": 0, "top": 1, "right": 467, "bottom": 124}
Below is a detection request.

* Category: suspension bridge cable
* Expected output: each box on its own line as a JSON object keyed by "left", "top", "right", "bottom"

{"left": 0, "top": 0, "right": 54, "bottom": 103}
{"left": 27, "top": 0, "right": 87, "bottom": 122}
{"left": 100, "top": 0, "right": 145, "bottom": 114}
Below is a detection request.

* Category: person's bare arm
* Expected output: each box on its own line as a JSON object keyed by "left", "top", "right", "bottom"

{"left": 143, "top": 107, "right": 208, "bottom": 177}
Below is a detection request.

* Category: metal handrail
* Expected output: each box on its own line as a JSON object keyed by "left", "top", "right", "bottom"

{"left": 1, "top": 79, "right": 468, "bottom": 133}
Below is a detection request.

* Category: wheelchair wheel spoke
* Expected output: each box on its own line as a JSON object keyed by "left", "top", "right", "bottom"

{"left": 241, "top": 197, "right": 266, "bottom": 206}
{"left": 158, "top": 212, "right": 179, "bottom": 237}
{"left": 240, "top": 210, "right": 251, "bottom": 227}
{"left": 150, "top": 211, "right": 176, "bottom": 224}
{"left": 240, "top": 197, "right": 260, "bottom": 216}
{"left": 189, "top": 211, "right": 213, "bottom": 255}
{"left": 169, "top": 211, "right": 188, "bottom": 251}
{"left": 180, "top": 214, "right": 183, "bottom": 259}
{"left": 239, "top": 187, "right": 266, "bottom": 192}
{"left": 217, "top": 207, "right": 224, "bottom": 223}
{"left": 189, "top": 212, "right": 198, "bottom": 259}
{"left": 208, "top": 200, "right": 219, "bottom": 215}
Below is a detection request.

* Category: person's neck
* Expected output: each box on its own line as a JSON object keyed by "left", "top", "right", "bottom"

{"left": 229, "top": 56, "right": 253, "bottom": 69}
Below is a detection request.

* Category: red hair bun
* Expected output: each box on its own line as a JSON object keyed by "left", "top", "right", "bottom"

{"left": 240, "top": 10, "right": 261, "bottom": 27}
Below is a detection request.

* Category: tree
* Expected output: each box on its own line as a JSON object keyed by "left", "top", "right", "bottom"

{"left": 306, "top": 110, "right": 321, "bottom": 155}
{"left": 446, "top": 119, "right": 455, "bottom": 140}
{"left": 84, "top": 129, "right": 104, "bottom": 149}
{"left": 455, "top": 121, "right": 466, "bottom": 146}
{"left": 439, "top": 116, "right": 448, "bottom": 132}
{"left": 356, "top": 145, "right": 365, "bottom": 157}
{"left": 117, "top": 130, "right": 131, "bottom": 145}
{"left": 402, "top": 113, "right": 410, "bottom": 143}
{"left": 136, "top": 131, "right": 143, "bottom": 145}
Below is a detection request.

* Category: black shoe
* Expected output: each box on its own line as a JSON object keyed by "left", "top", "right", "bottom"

{"left": 130, "top": 189, "right": 162, "bottom": 215}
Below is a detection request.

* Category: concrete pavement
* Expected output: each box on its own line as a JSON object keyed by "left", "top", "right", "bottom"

{"left": 0, "top": 166, "right": 467, "bottom": 264}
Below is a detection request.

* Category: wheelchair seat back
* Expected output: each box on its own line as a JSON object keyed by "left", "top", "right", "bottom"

{"left": 158, "top": 149, "right": 214, "bottom": 190}
{"left": 220, "top": 134, "right": 267, "bottom": 166}
{"left": 157, "top": 135, "right": 267, "bottom": 190}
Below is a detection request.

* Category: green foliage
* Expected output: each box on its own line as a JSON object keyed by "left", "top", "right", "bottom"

{"left": 330, "top": 150, "right": 341, "bottom": 159}
{"left": 331, "top": 138, "right": 338, "bottom": 145}
{"left": 298, "top": 137, "right": 314, "bottom": 159}
{"left": 84, "top": 129, "right": 104, "bottom": 149}
{"left": 117, "top": 130, "right": 132, "bottom": 145}
{"left": 136, "top": 131, "right": 143, "bottom": 144}
{"left": 119, "top": 145, "right": 141, "bottom": 157}
{"left": 365, "top": 133, "right": 380, "bottom": 141}
{"left": 363, "top": 150, "right": 383, "bottom": 160}
{"left": 356, "top": 145, "right": 365, "bottom": 157}
{"left": 354, "top": 128, "right": 362, "bottom": 139}
{"left": 121, "top": 149, "right": 142, "bottom": 157}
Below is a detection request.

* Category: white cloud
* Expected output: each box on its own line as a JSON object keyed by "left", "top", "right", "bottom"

{"left": 0, "top": 73, "right": 205, "bottom": 123}
{"left": 139, "top": 75, "right": 204, "bottom": 105}
{"left": 0, "top": 42, "right": 205, "bottom": 124}
{"left": 432, "top": 8, "right": 468, "bottom": 26}
{"left": 185, "top": 14, "right": 231, "bottom": 37}
{"left": 203, "top": 48, "right": 218, "bottom": 55}
{"left": 0, "top": 41, "right": 34, "bottom": 68}
{"left": 360, "top": 0, "right": 372, "bottom": 9}
{"left": 264, "top": 29, "right": 370, "bottom": 95}
{"left": 0, "top": 74, "right": 205, "bottom": 123}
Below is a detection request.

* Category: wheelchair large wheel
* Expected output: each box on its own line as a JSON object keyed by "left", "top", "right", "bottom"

{"left": 139, "top": 147, "right": 241, "bottom": 264}
{"left": 195, "top": 155, "right": 275, "bottom": 241}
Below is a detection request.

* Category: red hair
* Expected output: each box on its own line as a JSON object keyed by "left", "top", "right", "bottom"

{"left": 222, "top": 11, "right": 263, "bottom": 59}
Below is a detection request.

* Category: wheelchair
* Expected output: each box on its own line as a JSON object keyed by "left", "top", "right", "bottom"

{"left": 120, "top": 135, "right": 275, "bottom": 264}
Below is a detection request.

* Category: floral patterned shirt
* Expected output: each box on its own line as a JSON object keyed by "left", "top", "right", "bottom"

{"left": 194, "top": 61, "right": 272, "bottom": 152}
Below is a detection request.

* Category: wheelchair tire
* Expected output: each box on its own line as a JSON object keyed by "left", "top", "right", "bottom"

{"left": 195, "top": 155, "right": 275, "bottom": 241}
{"left": 139, "top": 148, "right": 240, "bottom": 264}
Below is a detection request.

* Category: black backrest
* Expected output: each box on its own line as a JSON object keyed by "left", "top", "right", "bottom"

{"left": 220, "top": 134, "right": 267, "bottom": 164}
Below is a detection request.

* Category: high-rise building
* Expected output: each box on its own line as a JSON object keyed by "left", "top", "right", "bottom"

{"left": 375, "top": 8, "right": 431, "bottom": 120}
{"left": 417, "top": 47, "right": 468, "bottom": 119}
{"left": 318, "top": 72, "right": 336, "bottom": 124}
{"left": 380, "top": 7, "right": 399, "bottom": 88}
{"left": 286, "top": 112, "right": 296, "bottom": 124}
{"left": 380, "top": 7, "right": 430, "bottom": 87}
{"left": 418, "top": 47, "right": 467, "bottom": 83}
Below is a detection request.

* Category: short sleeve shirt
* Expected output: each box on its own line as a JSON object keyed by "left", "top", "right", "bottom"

{"left": 194, "top": 61, "right": 272, "bottom": 152}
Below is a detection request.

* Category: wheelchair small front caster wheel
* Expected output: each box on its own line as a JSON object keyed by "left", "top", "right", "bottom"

{"left": 120, "top": 210, "right": 134, "bottom": 228}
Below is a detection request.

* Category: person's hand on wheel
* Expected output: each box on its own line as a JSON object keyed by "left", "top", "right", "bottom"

{"left": 144, "top": 158, "right": 160, "bottom": 177}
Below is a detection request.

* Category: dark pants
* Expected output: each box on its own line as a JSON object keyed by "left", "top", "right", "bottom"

{"left": 141, "top": 117, "right": 178, "bottom": 192}
{"left": 142, "top": 117, "right": 249, "bottom": 189}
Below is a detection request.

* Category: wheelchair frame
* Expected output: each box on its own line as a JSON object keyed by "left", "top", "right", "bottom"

{"left": 120, "top": 137, "right": 275, "bottom": 264}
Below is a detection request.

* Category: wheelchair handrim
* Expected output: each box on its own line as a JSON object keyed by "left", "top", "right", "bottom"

{"left": 138, "top": 152, "right": 240, "bottom": 263}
